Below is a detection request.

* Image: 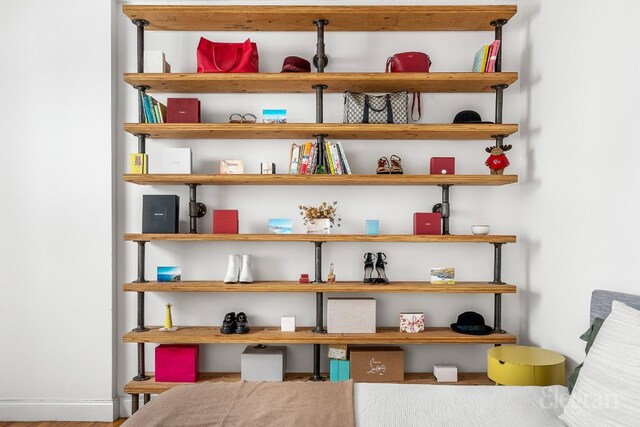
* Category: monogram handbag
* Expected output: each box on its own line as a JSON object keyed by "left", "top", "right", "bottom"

{"left": 343, "top": 91, "right": 409, "bottom": 124}
{"left": 385, "top": 51, "right": 432, "bottom": 120}
{"left": 197, "top": 37, "right": 259, "bottom": 73}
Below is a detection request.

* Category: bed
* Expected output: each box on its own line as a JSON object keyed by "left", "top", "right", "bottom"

{"left": 123, "top": 290, "right": 636, "bottom": 427}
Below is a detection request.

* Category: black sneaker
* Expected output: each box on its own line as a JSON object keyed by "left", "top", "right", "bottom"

{"left": 236, "top": 312, "right": 250, "bottom": 334}
{"left": 220, "top": 312, "right": 237, "bottom": 334}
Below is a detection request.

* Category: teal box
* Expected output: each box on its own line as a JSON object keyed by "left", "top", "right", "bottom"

{"left": 330, "top": 359, "right": 350, "bottom": 382}
{"left": 365, "top": 220, "right": 380, "bottom": 235}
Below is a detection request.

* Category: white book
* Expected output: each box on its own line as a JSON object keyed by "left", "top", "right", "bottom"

{"left": 336, "top": 141, "right": 352, "bottom": 174}
{"left": 290, "top": 144, "right": 301, "bottom": 174}
{"left": 329, "top": 142, "right": 343, "bottom": 174}
{"left": 161, "top": 148, "right": 192, "bottom": 174}
{"left": 144, "top": 50, "right": 165, "bottom": 73}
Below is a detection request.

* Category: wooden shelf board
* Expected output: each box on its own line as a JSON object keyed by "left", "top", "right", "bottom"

{"left": 124, "top": 372, "right": 493, "bottom": 394}
{"left": 123, "top": 174, "right": 518, "bottom": 186}
{"left": 124, "top": 72, "right": 518, "bottom": 94}
{"left": 124, "top": 233, "right": 517, "bottom": 244}
{"left": 123, "top": 326, "right": 516, "bottom": 345}
{"left": 124, "top": 281, "right": 517, "bottom": 294}
{"left": 123, "top": 5, "right": 517, "bottom": 32}
{"left": 124, "top": 122, "right": 518, "bottom": 140}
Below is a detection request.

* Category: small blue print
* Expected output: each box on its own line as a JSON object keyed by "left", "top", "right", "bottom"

{"left": 263, "top": 109, "right": 287, "bottom": 124}
{"left": 158, "top": 266, "right": 181, "bottom": 282}
{"left": 268, "top": 218, "right": 293, "bottom": 234}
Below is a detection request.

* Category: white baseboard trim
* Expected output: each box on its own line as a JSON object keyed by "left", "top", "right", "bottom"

{"left": 118, "top": 395, "right": 155, "bottom": 418}
{"left": 0, "top": 398, "right": 119, "bottom": 422}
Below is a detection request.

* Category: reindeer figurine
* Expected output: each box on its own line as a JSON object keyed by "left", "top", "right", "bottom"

{"left": 485, "top": 144, "right": 512, "bottom": 175}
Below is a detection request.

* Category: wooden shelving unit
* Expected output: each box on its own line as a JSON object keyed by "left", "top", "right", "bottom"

{"left": 124, "top": 281, "right": 517, "bottom": 294}
{"left": 124, "top": 233, "right": 517, "bottom": 244}
{"left": 121, "top": 4, "right": 520, "bottom": 413}
{"left": 124, "top": 326, "right": 516, "bottom": 345}
{"left": 123, "top": 173, "right": 518, "bottom": 186}
{"left": 124, "top": 122, "right": 518, "bottom": 141}
{"left": 123, "top": 5, "right": 517, "bottom": 32}
{"left": 124, "top": 372, "right": 494, "bottom": 394}
{"left": 124, "top": 72, "right": 518, "bottom": 94}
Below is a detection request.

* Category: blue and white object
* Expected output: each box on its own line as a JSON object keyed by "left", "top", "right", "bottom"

{"left": 365, "top": 220, "right": 380, "bottom": 235}
{"left": 268, "top": 218, "right": 293, "bottom": 234}
{"left": 263, "top": 109, "right": 287, "bottom": 124}
{"left": 157, "top": 266, "right": 181, "bottom": 282}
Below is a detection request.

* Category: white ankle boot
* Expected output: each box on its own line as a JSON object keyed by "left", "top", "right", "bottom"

{"left": 239, "top": 254, "right": 253, "bottom": 283}
{"left": 224, "top": 254, "right": 242, "bottom": 283}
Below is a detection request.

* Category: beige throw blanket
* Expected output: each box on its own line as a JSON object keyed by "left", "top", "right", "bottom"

{"left": 124, "top": 380, "right": 355, "bottom": 427}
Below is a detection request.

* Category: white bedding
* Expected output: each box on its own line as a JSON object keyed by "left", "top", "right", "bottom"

{"left": 355, "top": 383, "right": 569, "bottom": 427}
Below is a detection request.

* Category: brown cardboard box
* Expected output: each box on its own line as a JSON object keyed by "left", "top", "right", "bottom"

{"left": 350, "top": 346, "right": 404, "bottom": 383}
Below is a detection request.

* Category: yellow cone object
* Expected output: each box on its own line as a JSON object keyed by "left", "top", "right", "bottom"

{"left": 164, "top": 303, "right": 173, "bottom": 329}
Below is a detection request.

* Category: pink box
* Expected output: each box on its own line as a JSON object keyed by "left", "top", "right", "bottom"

{"left": 155, "top": 344, "right": 199, "bottom": 382}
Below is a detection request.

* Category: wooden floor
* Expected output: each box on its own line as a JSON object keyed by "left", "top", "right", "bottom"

{"left": 0, "top": 421, "right": 126, "bottom": 427}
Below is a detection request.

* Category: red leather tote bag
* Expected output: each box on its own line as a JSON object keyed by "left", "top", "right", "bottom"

{"left": 197, "top": 37, "right": 259, "bottom": 73}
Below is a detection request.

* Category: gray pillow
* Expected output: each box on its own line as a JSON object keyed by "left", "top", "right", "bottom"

{"left": 567, "top": 317, "right": 604, "bottom": 393}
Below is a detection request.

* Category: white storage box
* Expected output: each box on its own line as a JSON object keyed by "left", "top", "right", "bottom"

{"left": 327, "top": 298, "right": 376, "bottom": 333}
{"left": 434, "top": 364, "right": 458, "bottom": 382}
{"left": 241, "top": 345, "right": 286, "bottom": 381}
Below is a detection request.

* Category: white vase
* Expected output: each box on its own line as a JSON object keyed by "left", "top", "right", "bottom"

{"left": 306, "top": 218, "right": 331, "bottom": 234}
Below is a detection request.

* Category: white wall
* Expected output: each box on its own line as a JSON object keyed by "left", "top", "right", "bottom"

{"left": 0, "top": 0, "right": 117, "bottom": 422}
{"left": 116, "top": 0, "right": 522, "bottom": 414}
{"left": 518, "top": 0, "right": 640, "bottom": 370}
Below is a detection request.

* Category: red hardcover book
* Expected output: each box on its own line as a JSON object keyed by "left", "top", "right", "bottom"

{"left": 213, "top": 210, "right": 239, "bottom": 234}
{"left": 167, "top": 98, "right": 201, "bottom": 123}
{"left": 413, "top": 213, "right": 442, "bottom": 235}
{"left": 430, "top": 157, "right": 455, "bottom": 175}
{"left": 485, "top": 40, "right": 501, "bottom": 73}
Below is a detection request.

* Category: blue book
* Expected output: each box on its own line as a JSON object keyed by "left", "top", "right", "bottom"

{"left": 366, "top": 220, "right": 380, "bottom": 235}
{"left": 330, "top": 359, "right": 340, "bottom": 382}
{"left": 143, "top": 95, "right": 155, "bottom": 123}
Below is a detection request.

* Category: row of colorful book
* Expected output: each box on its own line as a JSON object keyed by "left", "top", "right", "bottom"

{"left": 288, "top": 141, "right": 352, "bottom": 174}
{"left": 472, "top": 40, "right": 501, "bottom": 72}
{"left": 141, "top": 94, "right": 167, "bottom": 123}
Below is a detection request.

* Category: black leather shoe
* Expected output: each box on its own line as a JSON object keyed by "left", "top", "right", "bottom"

{"left": 374, "top": 252, "right": 389, "bottom": 284}
{"left": 236, "top": 312, "right": 250, "bottom": 334}
{"left": 220, "top": 312, "right": 237, "bottom": 334}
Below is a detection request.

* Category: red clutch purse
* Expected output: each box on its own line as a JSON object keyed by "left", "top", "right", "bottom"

{"left": 385, "top": 51, "right": 431, "bottom": 73}
{"left": 197, "top": 37, "right": 259, "bottom": 73}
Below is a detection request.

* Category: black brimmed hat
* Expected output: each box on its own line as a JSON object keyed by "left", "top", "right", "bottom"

{"left": 451, "top": 311, "right": 493, "bottom": 335}
{"left": 452, "top": 110, "right": 493, "bottom": 124}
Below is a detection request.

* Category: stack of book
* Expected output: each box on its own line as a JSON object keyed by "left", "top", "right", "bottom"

{"left": 141, "top": 94, "right": 167, "bottom": 123}
{"left": 472, "top": 40, "right": 501, "bottom": 73}
{"left": 288, "top": 141, "right": 352, "bottom": 175}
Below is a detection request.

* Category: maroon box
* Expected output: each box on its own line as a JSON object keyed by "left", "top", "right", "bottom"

{"left": 213, "top": 209, "right": 239, "bottom": 234}
{"left": 167, "top": 98, "right": 201, "bottom": 123}
{"left": 430, "top": 157, "right": 455, "bottom": 175}
{"left": 155, "top": 344, "right": 199, "bottom": 382}
{"left": 413, "top": 212, "right": 442, "bottom": 235}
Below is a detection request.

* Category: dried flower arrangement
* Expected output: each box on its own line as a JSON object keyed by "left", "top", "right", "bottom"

{"left": 299, "top": 201, "right": 342, "bottom": 227}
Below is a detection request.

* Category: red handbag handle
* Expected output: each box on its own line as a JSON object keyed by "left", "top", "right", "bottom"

{"left": 211, "top": 46, "right": 241, "bottom": 72}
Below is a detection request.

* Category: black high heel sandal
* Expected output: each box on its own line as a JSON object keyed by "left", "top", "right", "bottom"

{"left": 374, "top": 252, "right": 389, "bottom": 284}
{"left": 363, "top": 252, "right": 375, "bottom": 283}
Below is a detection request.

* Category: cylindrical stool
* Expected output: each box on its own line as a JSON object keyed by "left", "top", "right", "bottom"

{"left": 487, "top": 345, "right": 565, "bottom": 386}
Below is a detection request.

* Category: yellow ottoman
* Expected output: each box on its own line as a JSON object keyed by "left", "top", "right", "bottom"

{"left": 487, "top": 345, "right": 565, "bottom": 386}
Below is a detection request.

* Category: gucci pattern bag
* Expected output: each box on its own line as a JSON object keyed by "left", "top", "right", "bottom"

{"left": 343, "top": 91, "right": 409, "bottom": 124}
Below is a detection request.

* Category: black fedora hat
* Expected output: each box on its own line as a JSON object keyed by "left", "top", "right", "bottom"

{"left": 452, "top": 110, "right": 493, "bottom": 124}
{"left": 451, "top": 311, "right": 493, "bottom": 335}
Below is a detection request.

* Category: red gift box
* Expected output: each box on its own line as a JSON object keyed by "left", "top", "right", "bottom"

{"left": 155, "top": 344, "right": 199, "bottom": 382}
{"left": 430, "top": 157, "right": 455, "bottom": 175}
{"left": 413, "top": 212, "right": 442, "bottom": 235}
{"left": 213, "top": 209, "right": 239, "bottom": 234}
{"left": 167, "top": 98, "right": 201, "bottom": 123}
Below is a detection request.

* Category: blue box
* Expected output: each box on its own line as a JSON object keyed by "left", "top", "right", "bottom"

{"left": 365, "top": 220, "right": 379, "bottom": 235}
{"left": 157, "top": 266, "right": 181, "bottom": 282}
{"left": 330, "top": 359, "right": 350, "bottom": 382}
